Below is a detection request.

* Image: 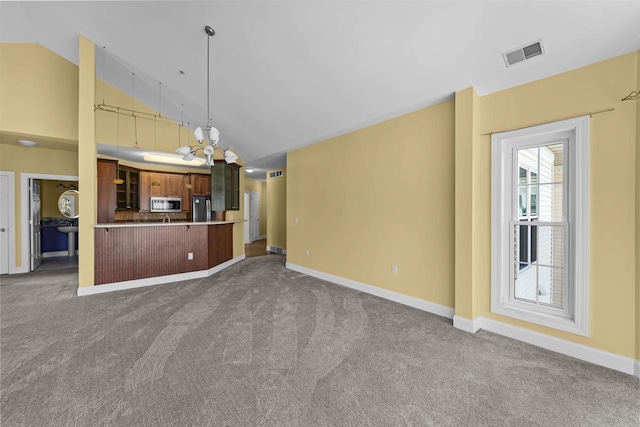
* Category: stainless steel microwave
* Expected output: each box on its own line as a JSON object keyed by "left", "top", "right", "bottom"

{"left": 150, "top": 197, "right": 182, "bottom": 212}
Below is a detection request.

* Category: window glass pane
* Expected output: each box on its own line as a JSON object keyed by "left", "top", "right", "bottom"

{"left": 530, "top": 185, "right": 537, "bottom": 217}
{"left": 519, "top": 167, "right": 527, "bottom": 185}
{"left": 518, "top": 186, "right": 527, "bottom": 217}
{"left": 537, "top": 225, "right": 564, "bottom": 268}
{"left": 537, "top": 183, "right": 563, "bottom": 222}
{"left": 538, "top": 265, "right": 564, "bottom": 309}
{"left": 530, "top": 225, "right": 537, "bottom": 263}
{"left": 514, "top": 263, "right": 537, "bottom": 303}
{"left": 518, "top": 225, "right": 529, "bottom": 269}
{"left": 539, "top": 143, "right": 563, "bottom": 185}
{"left": 530, "top": 171, "right": 538, "bottom": 184}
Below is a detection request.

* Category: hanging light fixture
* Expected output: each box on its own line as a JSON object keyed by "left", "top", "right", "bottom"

{"left": 176, "top": 25, "right": 238, "bottom": 166}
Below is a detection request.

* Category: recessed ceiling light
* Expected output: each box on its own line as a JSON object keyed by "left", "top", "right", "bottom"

{"left": 246, "top": 169, "right": 255, "bottom": 173}
{"left": 18, "top": 139, "right": 37, "bottom": 147}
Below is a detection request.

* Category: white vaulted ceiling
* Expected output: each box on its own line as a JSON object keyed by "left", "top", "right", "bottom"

{"left": 1, "top": 1, "right": 639, "bottom": 178}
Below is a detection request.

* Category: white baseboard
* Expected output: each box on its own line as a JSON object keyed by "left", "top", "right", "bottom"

{"left": 453, "top": 315, "right": 481, "bottom": 333}
{"left": 252, "top": 235, "right": 266, "bottom": 241}
{"left": 42, "top": 251, "right": 77, "bottom": 258}
{"left": 78, "top": 255, "right": 246, "bottom": 297}
{"left": 12, "top": 265, "right": 29, "bottom": 274}
{"left": 267, "top": 245, "right": 287, "bottom": 255}
{"left": 207, "top": 254, "right": 245, "bottom": 275}
{"left": 285, "top": 262, "right": 455, "bottom": 320}
{"left": 453, "top": 315, "right": 639, "bottom": 377}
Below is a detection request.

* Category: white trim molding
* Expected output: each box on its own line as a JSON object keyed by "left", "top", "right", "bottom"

{"left": 286, "top": 262, "right": 455, "bottom": 320}
{"left": 452, "top": 315, "right": 481, "bottom": 333}
{"left": 43, "top": 251, "right": 78, "bottom": 258}
{"left": 453, "top": 315, "right": 638, "bottom": 377}
{"left": 0, "top": 171, "right": 18, "bottom": 274}
{"left": 78, "top": 254, "right": 246, "bottom": 297}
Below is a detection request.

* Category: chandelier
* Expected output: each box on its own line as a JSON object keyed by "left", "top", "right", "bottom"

{"left": 176, "top": 25, "right": 238, "bottom": 166}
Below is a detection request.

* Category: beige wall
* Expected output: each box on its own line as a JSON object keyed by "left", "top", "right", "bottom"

{"left": 0, "top": 44, "right": 78, "bottom": 141}
{"left": 95, "top": 79, "right": 201, "bottom": 154}
{"left": 471, "top": 52, "right": 638, "bottom": 358}
{"left": 41, "top": 180, "right": 79, "bottom": 218}
{"left": 244, "top": 176, "right": 267, "bottom": 237}
{"left": 267, "top": 168, "right": 287, "bottom": 250}
{"left": 287, "top": 101, "right": 455, "bottom": 307}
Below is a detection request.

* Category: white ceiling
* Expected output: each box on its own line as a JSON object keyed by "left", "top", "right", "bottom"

{"left": 1, "top": 1, "right": 639, "bottom": 180}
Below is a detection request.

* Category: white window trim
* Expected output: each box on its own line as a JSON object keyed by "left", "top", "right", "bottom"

{"left": 491, "top": 116, "right": 589, "bottom": 336}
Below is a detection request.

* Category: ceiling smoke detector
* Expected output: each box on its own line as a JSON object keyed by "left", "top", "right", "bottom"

{"left": 503, "top": 39, "right": 545, "bottom": 67}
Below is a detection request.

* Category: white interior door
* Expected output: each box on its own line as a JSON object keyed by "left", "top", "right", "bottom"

{"left": 30, "top": 179, "right": 42, "bottom": 271}
{"left": 0, "top": 175, "right": 9, "bottom": 274}
{"left": 244, "top": 192, "right": 250, "bottom": 244}
{"left": 250, "top": 192, "right": 260, "bottom": 242}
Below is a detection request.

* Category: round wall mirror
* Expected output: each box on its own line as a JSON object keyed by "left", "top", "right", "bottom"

{"left": 58, "top": 190, "right": 79, "bottom": 218}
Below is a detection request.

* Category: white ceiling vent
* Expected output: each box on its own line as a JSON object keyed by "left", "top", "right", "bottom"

{"left": 503, "top": 39, "right": 545, "bottom": 67}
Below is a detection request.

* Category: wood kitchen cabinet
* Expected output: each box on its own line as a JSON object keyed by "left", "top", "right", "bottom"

{"left": 115, "top": 166, "right": 139, "bottom": 211}
{"left": 190, "top": 173, "right": 211, "bottom": 196}
{"left": 139, "top": 171, "right": 189, "bottom": 212}
{"left": 97, "top": 159, "right": 117, "bottom": 223}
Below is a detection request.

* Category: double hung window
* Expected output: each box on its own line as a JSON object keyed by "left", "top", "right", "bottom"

{"left": 491, "top": 117, "right": 589, "bottom": 335}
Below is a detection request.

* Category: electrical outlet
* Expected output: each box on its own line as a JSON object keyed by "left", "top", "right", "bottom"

{"left": 392, "top": 265, "right": 398, "bottom": 275}
{"left": 305, "top": 249, "right": 309, "bottom": 256}
{"left": 188, "top": 252, "right": 194, "bottom": 260}
{"left": 295, "top": 217, "right": 299, "bottom": 224}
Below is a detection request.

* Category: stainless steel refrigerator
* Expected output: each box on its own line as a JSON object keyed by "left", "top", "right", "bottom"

{"left": 192, "top": 196, "right": 211, "bottom": 222}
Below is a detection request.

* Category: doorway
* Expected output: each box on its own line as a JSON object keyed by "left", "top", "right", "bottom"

{"left": 250, "top": 192, "right": 260, "bottom": 242}
{"left": 20, "top": 173, "right": 78, "bottom": 273}
{"left": 244, "top": 192, "right": 250, "bottom": 244}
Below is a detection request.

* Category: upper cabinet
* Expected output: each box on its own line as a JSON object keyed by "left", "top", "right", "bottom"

{"left": 115, "top": 166, "right": 139, "bottom": 211}
{"left": 211, "top": 162, "right": 241, "bottom": 211}
{"left": 190, "top": 173, "right": 211, "bottom": 196}
{"left": 97, "top": 159, "right": 117, "bottom": 223}
{"left": 139, "top": 171, "right": 190, "bottom": 212}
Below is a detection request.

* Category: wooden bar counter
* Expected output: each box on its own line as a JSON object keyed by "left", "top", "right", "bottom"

{"left": 94, "top": 220, "right": 242, "bottom": 285}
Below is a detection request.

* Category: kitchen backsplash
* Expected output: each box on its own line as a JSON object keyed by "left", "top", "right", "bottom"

{"left": 114, "top": 211, "right": 188, "bottom": 223}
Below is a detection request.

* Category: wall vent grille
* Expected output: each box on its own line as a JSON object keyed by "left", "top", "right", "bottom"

{"left": 268, "top": 246, "right": 284, "bottom": 254}
{"left": 503, "top": 39, "right": 544, "bottom": 67}
{"left": 269, "top": 170, "right": 284, "bottom": 178}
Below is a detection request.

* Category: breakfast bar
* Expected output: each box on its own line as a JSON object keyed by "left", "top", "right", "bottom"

{"left": 93, "top": 220, "right": 244, "bottom": 288}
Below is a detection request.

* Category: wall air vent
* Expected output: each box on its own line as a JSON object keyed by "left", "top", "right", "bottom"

{"left": 503, "top": 39, "right": 545, "bottom": 67}
{"left": 269, "top": 170, "right": 284, "bottom": 178}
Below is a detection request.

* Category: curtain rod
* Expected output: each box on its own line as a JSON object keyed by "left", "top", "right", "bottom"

{"left": 482, "top": 107, "right": 615, "bottom": 136}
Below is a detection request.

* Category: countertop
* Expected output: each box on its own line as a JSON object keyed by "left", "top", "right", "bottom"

{"left": 94, "top": 219, "right": 245, "bottom": 228}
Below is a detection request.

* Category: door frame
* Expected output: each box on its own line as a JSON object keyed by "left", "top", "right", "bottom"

{"left": 244, "top": 191, "right": 250, "bottom": 244}
{"left": 0, "top": 171, "right": 16, "bottom": 274}
{"left": 20, "top": 173, "right": 78, "bottom": 274}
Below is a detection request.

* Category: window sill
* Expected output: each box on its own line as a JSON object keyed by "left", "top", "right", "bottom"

{"left": 492, "top": 302, "right": 588, "bottom": 336}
